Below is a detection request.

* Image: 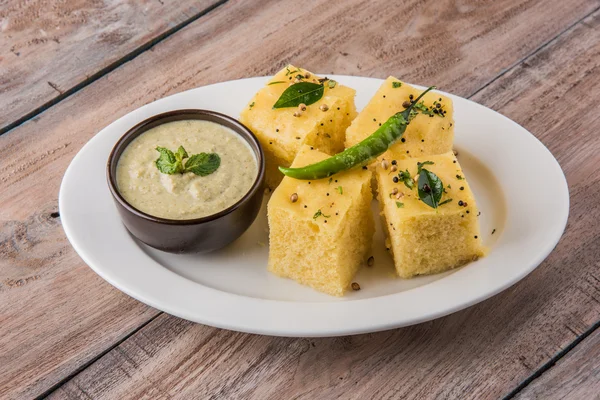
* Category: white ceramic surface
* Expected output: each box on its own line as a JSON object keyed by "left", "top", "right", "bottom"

{"left": 59, "top": 76, "right": 569, "bottom": 337}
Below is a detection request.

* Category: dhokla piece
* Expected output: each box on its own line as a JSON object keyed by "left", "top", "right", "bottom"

{"left": 345, "top": 77, "right": 454, "bottom": 160}
{"left": 240, "top": 65, "right": 357, "bottom": 189}
{"left": 375, "top": 151, "right": 485, "bottom": 278}
{"left": 267, "top": 145, "right": 374, "bottom": 296}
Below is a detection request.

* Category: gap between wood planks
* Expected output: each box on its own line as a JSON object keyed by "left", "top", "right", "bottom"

{"left": 23, "top": 3, "right": 600, "bottom": 399}
{"left": 0, "top": 0, "right": 231, "bottom": 137}
{"left": 503, "top": 319, "right": 600, "bottom": 399}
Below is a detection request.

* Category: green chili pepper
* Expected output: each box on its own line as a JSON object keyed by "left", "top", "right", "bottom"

{"left": 278, "top": 86, "right": 436, "bottom": 180}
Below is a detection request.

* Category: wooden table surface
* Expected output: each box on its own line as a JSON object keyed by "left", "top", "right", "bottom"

{"left": 2, "top": 0, "right": 600, "bottom": 398}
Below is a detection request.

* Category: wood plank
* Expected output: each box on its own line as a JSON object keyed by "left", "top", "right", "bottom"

{"left": 514, "top": 327, "right": 600, "bottom": 399}
{"left": 44, "top": 5, "right": 600, "bottom": 400}
{"left": 0, "top": 0, "right": 224, "bottom": 133}
{"left": 1, "top": 0, "right": 598, "bottom": 398}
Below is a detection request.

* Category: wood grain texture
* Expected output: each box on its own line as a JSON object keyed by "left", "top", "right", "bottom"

{"left": 0, "top": 0, "right": 223, "bottom": 132}
{"left": 515, "top": 328, "right": 600, "bottom": 399}
{"left": 1, "top": 0, "right": 599, "bottom": 398}
{"left": 44, "top": 5, "right": 600, "bottom": 400}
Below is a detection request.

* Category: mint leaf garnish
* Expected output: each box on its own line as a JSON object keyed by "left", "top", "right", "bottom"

{"left": 176, "top": 146, "right": 188, "bottom": 161}
{"left": 155, "top": 146, "right": 220, "bottom": 177}
{"left": 155, "top": 147, "right": 183, "bottom": 174}
{"left": 184, "top": 153, "right": 221, "bottom": 176}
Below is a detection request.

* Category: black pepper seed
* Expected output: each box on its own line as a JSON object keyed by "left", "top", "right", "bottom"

{"left": 276, "top": 129, "right": 279, "bottom": 132}
{"left": 335, "top": 180, "right": 338, "bottom": 182}
{"left": 421, "top": 139, "right": 424, "bottom": 142}
{"left": 436, "top": 103, "right": 441, "bottom": 108}
{"left": 337, "top": 107, "right": 340, "bottom": 110}
{"left": 321, "top": 123, "right": 324, "bottom": 126}
{"left": 308, "top": 182, "right": 311, "bottom": 184}
{"left": 326, "top": 193, "right": 329, "bottom": 196}
{"left": 310, "top": 147, "right": 314, "bottom": 150}
{"left": 379, "top": 123, "right": 382, "bottom": 126}
{"left": 383, "top": 95, "right": 386, "bottom": 98}
{"left": 336, "top": 212, "right": 339, "bottom": 215}
{"left": 391, "top": 160, "right": 397, "bottom": 165}
{"left": 362, "top": 166, "right": 368, "bottom": 170}
{"left": 433, "top": 108, "right": 439, "bottom": 114}
{"left": 458, "top": 200, "right": 464, "bottom": 206}
{"left": 324, "top": 220, "right": 327, "bottom": 223}
{"left": 453, "top": 160, "right": 457, "bottom": 163}
{"left": 402, "top": 101, "right": 411, "bottom": 108}
{"left": 401, "top": 138, "right": 406, "bottom": 143}
{"left": 269, "top": 141, "right": 272, "bottom": 144}
{"left": 466, "top": 210, "right": 470, "bottom": 214}
{"left": 409, "top": 94, "right": 414, "bottom": 100}
{"left": 373, "top": 118, "right": 377, "bottom": 122}
{"left": 460, "top": 186, "right": 464, "bottom": 190}
{"left": 304, "top": 205, "right": 307, "bottom": 208}
{"left": 351, "top": 282, "right": 361, "bottom": 291}
{"left": 474, "top": 236, "right": 478, "bottom": 239}
{"left": 406, "top": 150, "right": 410, "bottom": 154}
{"left": 393, "top": 176, "right": 399, "bottom": 183}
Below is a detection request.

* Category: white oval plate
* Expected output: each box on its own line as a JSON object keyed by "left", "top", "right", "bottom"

{"left": 59, "top": 76, "right": 569, "bottom": 337}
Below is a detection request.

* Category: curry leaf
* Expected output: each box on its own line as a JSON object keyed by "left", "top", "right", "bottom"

{"left": 273, "top": 82, "right": 324, "bottom": 108}
{"left": 418, "top": 168, "right": 443, "bottom": 209}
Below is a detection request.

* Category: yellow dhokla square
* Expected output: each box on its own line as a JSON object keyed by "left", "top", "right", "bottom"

{"left": 375, "top": 151, "right": 485, "bottom": 278}
{"left": 240, "top": 65, "right": 357, "bottom": 189}
{"left": 345, "top": 77, "right": 453, "bottom": 160}
{"left": 267, "top": 146, "right": 374, "bottom": 296}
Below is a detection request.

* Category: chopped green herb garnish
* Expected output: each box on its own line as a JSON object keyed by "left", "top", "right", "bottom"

{"left": 313, "top": 209, "right": 331, "bottom": 220}
{"left": 417, "top": 160, "right": 434, "bottom": 174}
{"left": 396, "top": 201, "right": 404, "bottom": 208}
{"left": 398, "top": 169, "right": 415, "bottom": 189}
{"left": 392, "top": 81, "right": 402, "bottom": 88}
{"left": 268, "top": 81, "right": 286, "bottom": 85}
{"left": 413, "top": 101, "right": 434, "bottom": 116}
{"left": 456, "top": 174, "right": 464, "bottom": 180}
{"left": 249, "top": 102, "right": 255, "bottom": 109}
{"left": 336, "top": 186, "right": 343, "bottom": 195}
{"left": 285, "top": 66, "right": 299, "bottom": 76}
{"left": 438, "top": 198, "right": 453, "bottom": 206}
{"left": 155, "top": 146, "right": 220, "bottom": 177}
{"left": 328, "top": 80, "right": 337, "bottom": 89}
{"left": 328, "top": 177, "right": 333, "bottom": 184}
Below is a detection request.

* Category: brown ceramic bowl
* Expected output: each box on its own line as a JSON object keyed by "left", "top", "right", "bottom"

{"left": 107, "top": 110, "right": 265, "bottom": 253}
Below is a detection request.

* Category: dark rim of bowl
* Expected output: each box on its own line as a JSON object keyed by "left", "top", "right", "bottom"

{"left": 107, "top": 109, "right": 265, "bottom": 226}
